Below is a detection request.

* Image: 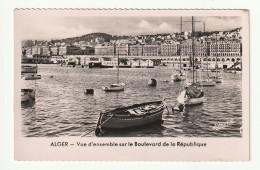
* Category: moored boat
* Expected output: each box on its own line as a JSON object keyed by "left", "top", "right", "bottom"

{"left": 171, "top": 73, "right": 185, "bottom": 82}
{"left": 21, "top": 89, "right": 35, "bottom": 102}
{"left": 177, "top": 84, "right": 204, "bottom": 105}
{"left": 24, "top": 74, "right": 41, "bottom": 80}
{"left": 95, "top": 100, "right": 165, "bottom": 134}
{"left": 21, "top": 65, "right": 38, "bottom": 73}
{"left": 177, "top": 16, "right": 205, "bottom": 106}
{"left": 102, "top": 83, "right": 125, "bottom": 92}
{"left": 210, "top": 75, "right": 222, "bottom": 83}
{"left": 196, "top": 78, "right": 216, "bottom": 86}
{"left": 102, "top": 52, "right": 126, "bottom": 92}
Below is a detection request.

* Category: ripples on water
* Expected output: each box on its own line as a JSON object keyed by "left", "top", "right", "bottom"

{"left": 21, "top": 64, "right": 242, "bottom": 137}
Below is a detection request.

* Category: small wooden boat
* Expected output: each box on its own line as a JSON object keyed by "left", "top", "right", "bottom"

{"left": 21, "top": 89, "right": 35, "bottom": 102}
{"left": 209, "top": 75, "right": 222, "bottom": 83}
{"left": 171, "top": 73, "right": 185, "bottom": 82}
{"left": 102, "top": 83, "right": 125, "bottom": 92}
{"left": 95, "top": 100, "right": 165, "bottom": 134}
{"left": 24, "top": 74, "right": 41, "bottom": 80}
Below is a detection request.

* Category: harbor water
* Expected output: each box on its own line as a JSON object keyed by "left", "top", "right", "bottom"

{"left": 21, "top": 64, "right": 242, "bottom": 137}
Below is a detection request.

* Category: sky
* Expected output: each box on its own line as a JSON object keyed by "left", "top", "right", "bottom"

{"left": 17, "top": 16, "right": 242, "bottom": 40}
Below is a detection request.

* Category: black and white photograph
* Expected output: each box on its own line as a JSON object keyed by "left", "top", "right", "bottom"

{"left": 13, "top": 9, "right": 249, "bottom": 161}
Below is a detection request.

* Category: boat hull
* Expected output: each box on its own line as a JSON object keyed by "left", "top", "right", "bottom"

{"left": 21, "top": 65, "right": 37, "bottom": 73}
{"left": 24, "top": 75, "right": 41, "bottom": 80}
{"left": 102, "top": 83, "right": 125, "bottom": 92}
{"left": 100, "top": 108, "right": 164, "bottom": 129}
{"left": 98, "top": 101, "right": 165, "bottom": 129}
{"left": 177, "top": 90, "right": 204, "bottom": 105}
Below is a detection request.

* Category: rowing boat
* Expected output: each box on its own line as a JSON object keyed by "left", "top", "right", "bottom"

{"left": 95, "top": 100, "right": 165, "bottom": 135}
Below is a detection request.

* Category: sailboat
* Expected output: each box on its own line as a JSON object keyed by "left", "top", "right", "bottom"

{"left": 209, "top": 37, "right": 222, "bottom": 83}
{"left": 24, "top": 55, "right": 41, "bottom": 80}
{"left": 195, "top": 36, "right": 215, "bottom": 86}
{"left": 177, "top": 16, "right": 205, "bottom": 106}
{"left": 102, "top": 51, "right": 125, "bottom": 92}
{"left": 171, "top": 16, "right": 186, "bottom": 82}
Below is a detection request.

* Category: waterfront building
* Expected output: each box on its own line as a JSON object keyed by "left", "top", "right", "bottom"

{"left": 116, "top": 44, "right": 129, "bottom": 56}
{"left": 101, "top": 57, "right": 118, "bottom": 67}
{"left": 180, "top": 39, "right": 192, "bottom": 57}
{"left": 140, "top": 60, "right": 154, "bottom": 68}
{"left": 207, "top": 40, "right": 242, "bottom": 69}
{"left": 160, "top": 42, "right": 179, "bottom": 56}
{"left": 95, "top": 44, "right": 115, "bottom": 55}
{"left": 51, "top": 47, "right": 59, "bottom": 55}
{"left": 129, "top": 45, "right": 142, "bottom": 56}
{"left": 25, "top": 48, "right": 32, "bottom": 55}
{"left": 143, "top": 45, "right": 159, "bottom": 56}
{"left": 31, "top": 46, "right": 42, "bottom": 55}
{"left": 59, "top": 46, "right": 67, "bottom": 55}
{"left": 42, "top": 46, "right": 50, "bottom": 55}
{"left": 59, "top": 46, "right": 82, "bottom": 55}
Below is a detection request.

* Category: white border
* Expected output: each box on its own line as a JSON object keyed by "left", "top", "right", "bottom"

{"left": 1, "top": 0, "right": 260, "bottom": 169}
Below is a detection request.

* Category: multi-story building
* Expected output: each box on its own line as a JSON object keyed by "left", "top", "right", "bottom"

{"left": 116, "top": 44, "right": 129, "bottom": 56}
{"left": 160, "top": 42, "right": 179, "bottom": 56}
{"left": 42, "top": 46, "right": 50, "bottom": 55}
{"left": 129, "top": 45, "right": 142, "bottom": 56}
{"left": 51, "top": 47, "right": 59, "bottom": 55}
{"left": 25, "top": 48, "right": 32, "bottom": 55}
{"left": 143, "top": 45, "right": 159, "bottom": 56}
{"left": 31, "top": 46, "right": 42, "bottom": 55}
{"left": 58, "top": 46, "right": 82, "bottom": 55}
{"left": 180, "top": 40, "right": 192, "bottom": 57}
{"left": 209, "top": 40, "right": 241, "bottom": 57}
{"left": 95, "top": 44, "right": 115, "bottom": 55}
{"left": 59, "top": 46, "right": 67, "bottom": 55}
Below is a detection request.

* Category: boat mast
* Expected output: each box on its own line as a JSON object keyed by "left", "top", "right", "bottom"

{"left": 180, "top": 16, "right": 182, "bottom": 74}
{"left": 192, "top": 16, "right": 195, "bottom": 84}
{"left": 215, "top": 34, "right": 218, "bottom": 77}
{"left": 117, "top": 48, "right": 119, "bottom": 84}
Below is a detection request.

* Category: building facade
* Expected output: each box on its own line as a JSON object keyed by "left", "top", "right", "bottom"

{"left": 129, "top": 45, "right": 142, "bottom": 56}
{"left": 143, "top": 45, "right": 159, "bottom": 56}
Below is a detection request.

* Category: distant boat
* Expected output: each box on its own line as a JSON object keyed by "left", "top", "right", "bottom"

{"left": 102, "top": 52, "right": 125, "bottom": 92}
{"left": 195, "top": 78, "right": 216, "bottom": 86}
{"left": 21, "top": 89, "right": 35, "bottom": 102}
{"left": 21, "top": 65, "right": 37, "bottom": 73}
{"left": 102, "top": 83, "right": 125, "bottom": 92}
{"left": 209, "top": 75, "right": 222, "bottom": 83}
{"left": 95, "top": 100, "right": 165, "bottom": 134}
{"left": 24, "top": 74, "right": 41, "bottom": 80}
{"left": 171, "top": 72, "right": 185, "bottom": 82}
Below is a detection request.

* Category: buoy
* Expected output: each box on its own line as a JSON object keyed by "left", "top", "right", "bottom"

{"left": 148, "top": 78, "right": 157, "bottom": 86}
{"left": 85, "top": 89, "right": 94, "bottom": 94}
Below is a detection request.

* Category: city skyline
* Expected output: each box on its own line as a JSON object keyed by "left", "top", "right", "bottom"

{"left": 19, "top": 16, "right": 242, "bottom": 40}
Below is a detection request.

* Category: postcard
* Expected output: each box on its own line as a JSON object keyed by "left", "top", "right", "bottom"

{"left": 14, "top": 9, "right": 249, "bottom": 161}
